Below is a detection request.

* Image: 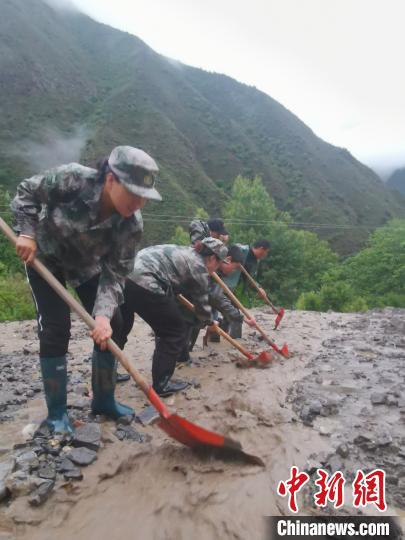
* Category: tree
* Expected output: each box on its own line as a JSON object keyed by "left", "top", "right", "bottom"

{"left": 343, "top": 219, "right": 405, "bottom": 301}
{"left": 224, "top": 175, "right": 338, "bottom": 306}
{"left": 170, "top": 226, "right": 189, "bottom": 246}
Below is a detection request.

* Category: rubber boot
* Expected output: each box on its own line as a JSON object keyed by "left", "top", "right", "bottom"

{"left": 91, "top": 350, "right": 134, "bottom": 419}
{"left": 39, "top": 355, "right": 73, "bottom": 435}
{"left": 153, "top": 375, "right": 190, "bottom": 397}
{"left": 188, "top": 325, "right": 201, "bottom": 352}
{"left": 229, "top": 320, "right": 243, "bottom": 339}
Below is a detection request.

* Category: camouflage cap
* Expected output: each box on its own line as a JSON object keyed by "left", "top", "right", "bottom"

{"left": 108, "top": 146, "right": 162, "bottom": 201}
{"left": 201, "top": 237, "right": 228, "bottom": 261}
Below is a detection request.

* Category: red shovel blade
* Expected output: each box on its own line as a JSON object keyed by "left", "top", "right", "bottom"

{"left": 158, "top": 413, "right": 230, "bottom": 448}
{"left": 158, "top": 414, "right": 264, "bottom": 465}
{"left": 280, "top": 343, "right": 290, "bottom": 358}
{"left": 256, "top": 350, "right": 274, "bottom": 365}
{"left": 274, "top": 308, "right": 285, "bottom": 330}
{"left": 147, "top": 387, "right": 264, "bottom": 465}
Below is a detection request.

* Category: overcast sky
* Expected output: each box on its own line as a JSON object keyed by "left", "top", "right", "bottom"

{"left": 69, "top": 0, "right": 404, "bottom": 177}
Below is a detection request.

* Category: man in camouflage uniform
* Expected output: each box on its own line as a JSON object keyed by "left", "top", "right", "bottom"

{"left": 186, "top": 244, "right": 256, "bottom": 351}
{"left": 222, "top": 239, "right": 270, "bottom": 338}
{"left": 119, "top": 238, "right": 228, "bottom": 396}
{"left": 189, "top": 217, "right": 229, "bottom": 245}
{"left": 11, "top": 146, "right": 161, "bottom": 434}
{"left": 187, "top": 217, "right": 230, "bottom": 343}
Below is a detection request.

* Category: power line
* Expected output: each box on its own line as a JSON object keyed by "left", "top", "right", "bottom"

{"left": 1, "top": 212, "right": 404, "bottom": 232}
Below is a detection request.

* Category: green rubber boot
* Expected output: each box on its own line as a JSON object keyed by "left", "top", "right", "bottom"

{"left": 39, "top": 356, "right": 74, "bottom": 435}
{"left": 91, "top": 350, "right": 134, "bottom": 419}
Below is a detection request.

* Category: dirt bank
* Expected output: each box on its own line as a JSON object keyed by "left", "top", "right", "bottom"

{"left": 0, "top": 307, "right": 404, "bottom": 539}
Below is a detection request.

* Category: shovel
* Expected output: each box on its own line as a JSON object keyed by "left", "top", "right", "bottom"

{"left": 239, "top": 264, "right": 285, "bottom": 330}
{"left": 177, "top": 294, "right": 273, "bottom": 367}
{"left": 0, "top": 217, "right": 264, "bottom": 465}
{"left": 211, "top": 272, "right": 290, "bottom": 358}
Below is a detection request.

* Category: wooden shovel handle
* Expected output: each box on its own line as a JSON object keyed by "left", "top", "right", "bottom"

{"left": 0, "top": 217, "right": 152, "bottom": 398}
{"left": 211, "top": 272, "right": 252, "bottom": 318}
{"left": 239, "top": 265, "right": 278, "bottom": 314}
{"left": 215, "top": 326, "right": 254, "bottom": 359}
{"left": 211, "top": 272, "right": 277, "bottom": 348}
{"left": 177, "top": 294, "right": 253, "bottom": 360}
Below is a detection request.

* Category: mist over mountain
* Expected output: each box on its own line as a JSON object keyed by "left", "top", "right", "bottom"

{"left": 1, "top": 0, "right": 404, "bottom": 253}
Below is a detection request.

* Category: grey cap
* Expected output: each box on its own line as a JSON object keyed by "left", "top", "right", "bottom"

{"left": 108, "top": 146, "right": 162, "bottom": 201}
{"left": 201, "top": 237, "right": 228, "bottom": 261}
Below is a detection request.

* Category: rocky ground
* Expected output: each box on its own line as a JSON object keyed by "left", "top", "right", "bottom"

{"left": 0, "top": 307, "right": 404, "bottom": 540}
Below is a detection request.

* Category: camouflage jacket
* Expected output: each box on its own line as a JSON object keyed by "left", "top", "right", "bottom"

{"left": 189, "top": 219, "right": 210, "bottom": 245}
{"left": 223, "top": 243, "right": 261, "bottom": 291}
{"left": 128, "top": 244, "right": 213, "bottom": 324}
{"left": 11, "top": 163, "right": 143, "bottom": 319}
{"left": 209, "top": 278, "right": 243, "bottom": 322}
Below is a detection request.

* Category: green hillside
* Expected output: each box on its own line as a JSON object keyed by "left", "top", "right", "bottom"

{"left": 1, "top": 0, "right": 404, "bottom": 252}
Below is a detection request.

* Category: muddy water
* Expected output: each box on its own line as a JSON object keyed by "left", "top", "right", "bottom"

{"left": 0, "top": 308, "right": 404, "bottom": 539}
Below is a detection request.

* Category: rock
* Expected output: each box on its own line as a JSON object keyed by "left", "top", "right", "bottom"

{"left": 21, "top": 423, "right": 37, "bottom": 439}
{"left": 386, "top": 395, "right": 399, "bottom": 407}
{"left": 57, "top": 457, "right": 77, "bottom": 473}
{"left": 67, "top": 447, "right": 97, "bottom": 466}
{"left": 135, "top": 406, "right": 160, "bottom": 426}
{"left": 0, "top": 391, "right": 14, "bottom": 412}
{"left": 33, "top": 422, "right": 52, "bottom": 439}
{"left": 115, "top": 425, "right": 150, "bottom": 443}
{"left": 116, "top": 415, "right": 133, "bottom": 426}
{"left": 38, "top": 463, "right": 56, "bottom": 480}
{"left": 63, "top": 468, "right": 83, "bottom": 481}
{"left": 300, "top": 405, "right": 313, "bottom": 425}
{"left": 0, "top": 458, "right": 15, "bottom": 501}
{"left": 14, "top": 396, "right": 27, "bottom": 405}
{"left": 45, "top": 441, "right": 62, "bottom": 456}
{"left": 353, "top": 433, "right": 373, "bottom": 446}
{"left": 67, "top": 397, "right": 89, "bottom": 410}
{"left": 5, "top": 471, "right": 45, "bottom": 497}
{"left": 308, "top": 400, "right": 322, "bottom": 415}
{"left": 73, "top": 383, "right": 89, "bottom": 396}
{"left": 319, "top": 425, "right": 331, "bottom": 437}
{"left": 336, "top": 444, "right": 350, "bottom": 458}
{"left": 28, "top": 480, "right": 54, "bottom": 507}
{"left": 376, "top": 431, "right": 393, "bottom": 447}
{"left": 15, "top": 450, "right": 39, "bottom": 472}
{"left": 371, "top": 392, "right": 387, "bottom": 405}
{"left": 72, "top": 423, "right": 101, "bottom": 451}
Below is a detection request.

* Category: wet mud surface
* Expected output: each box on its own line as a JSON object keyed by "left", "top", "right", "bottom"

{"left": 0, "top": 308, "right": 404, "bottom": 539}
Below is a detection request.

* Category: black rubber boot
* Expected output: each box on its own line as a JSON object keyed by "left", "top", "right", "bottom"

{"left": 153, "top": 376, "right": 190, "bottom": 397}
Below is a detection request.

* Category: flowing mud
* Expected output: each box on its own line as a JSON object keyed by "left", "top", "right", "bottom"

{"left": 0, "top": 308, "right": 404, "bottom": 539}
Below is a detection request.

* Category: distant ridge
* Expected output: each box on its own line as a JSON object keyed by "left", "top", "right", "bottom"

{"left": 387, "top": 167, "right": 405, "bottom": 196}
